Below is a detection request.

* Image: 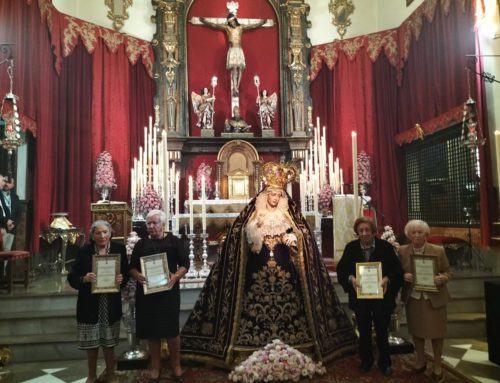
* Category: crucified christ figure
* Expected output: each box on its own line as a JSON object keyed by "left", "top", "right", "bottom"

{"left": 195, "top": 13, "right": 267, "bottom": 97}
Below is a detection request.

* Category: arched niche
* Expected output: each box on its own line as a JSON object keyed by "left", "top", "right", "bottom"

{"left": 215, "top": 140, "right": 261, "bottom": 199}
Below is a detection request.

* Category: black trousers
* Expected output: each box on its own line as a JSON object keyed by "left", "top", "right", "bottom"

{"left": 355, "top": 300, "right": 392, "bottom": 369}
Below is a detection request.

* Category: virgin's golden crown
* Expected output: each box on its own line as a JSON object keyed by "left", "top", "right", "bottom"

{"left": 261, "top": 162, "right": 297, "bottom": 190}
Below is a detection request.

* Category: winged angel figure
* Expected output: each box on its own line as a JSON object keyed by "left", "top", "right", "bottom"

{"left": 257, "top": 90, "right": 278, "bottom": 130}
{"left": 191, "top": 87, "right": 215, "bottom": 129}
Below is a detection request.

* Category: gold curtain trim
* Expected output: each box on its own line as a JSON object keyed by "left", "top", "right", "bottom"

{"left": 310, "top": 0, "right": 467, "bottom": 81}
{"left": 37, "top": 0, "right": 154, "bottom": 77}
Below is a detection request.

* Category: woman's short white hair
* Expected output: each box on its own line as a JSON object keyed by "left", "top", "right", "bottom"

{"left": 146, "top": 209, "right": 166, "bottom": 224}
{"left": 404, "top": 219, "right": 430, "bottom": 238}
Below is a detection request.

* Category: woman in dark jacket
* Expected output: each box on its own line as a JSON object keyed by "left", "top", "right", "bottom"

{"left": 68, "top": 220, "right": 128, "bottom": 383}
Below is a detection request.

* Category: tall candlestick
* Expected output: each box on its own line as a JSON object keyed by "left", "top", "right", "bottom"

{"left": 352, "top": 131, "right": 358, "bottom": 217}
{"left": 189, "top": 176, "right": 194, "bottom": 234}
{"left": 201, "top": 175, "right": 207, "bottom": 232}
{"left": 175, "top": 172, "right": 180, "bottom": 236}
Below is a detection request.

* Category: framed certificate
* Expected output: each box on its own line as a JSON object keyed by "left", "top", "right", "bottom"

{"left": 91, "top": 254, "right": 120, "bottom": 294}
{"left": 140, "top": 252, "right": 170, "bottom": 295}
{"left": 356, "top": 262, "right": 383, "bottom": 299}
{"left": 412, "top": 254, "right": 438, "bottom": 292}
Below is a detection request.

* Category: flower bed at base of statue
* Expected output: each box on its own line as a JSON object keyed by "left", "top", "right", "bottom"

{"left": 381, "top": 225, "right": 400, "bottom": 249}
{"left": 137, "top": 184, "right": 162, "bottom": 216}
{"left": 228, "top": 340, "right": 327, "bottom": 382}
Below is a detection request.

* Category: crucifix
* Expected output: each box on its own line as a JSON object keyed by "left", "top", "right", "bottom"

{"left": 190, "top": 1, "right": 274, "bottom": 112}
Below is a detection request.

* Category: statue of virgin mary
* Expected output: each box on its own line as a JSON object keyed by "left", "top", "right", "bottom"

{"left": 181, "top": 162, "right": 357, "bottom": 367}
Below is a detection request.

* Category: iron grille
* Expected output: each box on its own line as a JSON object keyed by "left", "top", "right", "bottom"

{"left": 405, "top": 124, "right": 480, "bottom": 227}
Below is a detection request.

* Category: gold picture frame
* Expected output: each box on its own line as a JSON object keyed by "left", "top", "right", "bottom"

{"left": 356, "top": 261, "right": 383, "bottom": 299}
{"left": 91, "top": 254, "right": 120, "bottom": 294}
{"left": 412, "top": 254, "right": 438, "bottom": 292}
{"left": 140, "top": 253, "right": 170, "bottom": 295}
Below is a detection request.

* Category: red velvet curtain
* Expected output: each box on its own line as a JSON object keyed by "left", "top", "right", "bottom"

{"left": 310, "top": 1, "right": 482, "bottom": 237}
{"left": 0, "top": 0, "right": 155, "bottom": 251}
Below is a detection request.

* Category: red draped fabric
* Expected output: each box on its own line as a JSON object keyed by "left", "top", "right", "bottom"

{"left": 311, "top": 0, "right": 489, "bottom": 241}
{"left": 0, "top": 0, "right": 155, "bottom": 251}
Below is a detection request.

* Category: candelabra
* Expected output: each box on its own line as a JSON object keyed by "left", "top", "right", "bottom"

{"left": 198, "top": 232, "right": 211, "bottom": 278}
{"left": 185, "top": 233, "right": 199, "bottom": 278}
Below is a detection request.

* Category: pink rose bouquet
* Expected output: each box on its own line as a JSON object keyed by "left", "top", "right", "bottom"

{"left": 94, "top": 151, "right": 117, "bottom": 191}
{"left": 137, "top": 184, "right": 162, "bottom": 215}
{"left": 228, "top": 339, "right": 326, "bottom": 382}
{"left": 357, "top": 151, "right": 372, "bottom": 186}
{"left": 318, "top": 184, "right": 333, "bottom": 211}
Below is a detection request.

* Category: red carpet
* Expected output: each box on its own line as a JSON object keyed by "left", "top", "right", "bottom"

{"left": 118, "top": 353, "right": 473, "bottom": 382}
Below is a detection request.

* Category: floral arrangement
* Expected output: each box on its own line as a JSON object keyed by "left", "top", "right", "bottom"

{"left": 94, "top": 151, "right": 117, "bottom": 191}
{"left": 357, "top": 150, "right": 372, "bottom": 185}
{"left": 195, "top": 162, "right": 213, "bottom": 198}
{"left": 122, "top": 231, "right": 140, "bottom": 304}
{"left": 381, "top": 225, "right": 400, "bottom": 249}
{"left": 228, "top": 339, "right": 327, "bottom": 383}
{"left": 318, "top": 184, "right": 333, "bottom": 211}
{"left": 137, "top": 184, "right": 162, "bottom": 215}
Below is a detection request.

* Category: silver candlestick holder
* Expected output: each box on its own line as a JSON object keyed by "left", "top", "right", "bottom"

{"left": 185, "top": 233, "right": 199, "bottom": 278}
{"left": 314, "top": 228, "right": 322, "bottom": 255}
{"left": 198, "top": 232, "right": 210, "bottom": 278}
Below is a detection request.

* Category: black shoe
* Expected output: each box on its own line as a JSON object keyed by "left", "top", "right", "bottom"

{"left": 380, "top": 366, "right": 393, "bottom": 376}
{"left": 173, "top": 375, "right": 185, "bottom": 383}
{"left": 358, "top": 363, "right": 372, "bottom": 373}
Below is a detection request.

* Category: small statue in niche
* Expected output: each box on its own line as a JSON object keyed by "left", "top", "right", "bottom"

{"left": 256, "top": 89, "right": 277, "bottom": 130}
{"left": 191, "top": 87, "right": 215, "bottom": 130}
{"left": 225, "top": 106, "right": 250, "bottom": 133}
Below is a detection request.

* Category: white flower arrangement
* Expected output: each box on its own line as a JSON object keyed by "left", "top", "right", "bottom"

{"left": 381, "top": 225, "right": 400, "bottom": 249}
{"left": 228, "top": 339, "right": 327, "bottom": 383}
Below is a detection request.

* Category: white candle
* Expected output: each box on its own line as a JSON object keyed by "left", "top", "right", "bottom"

{"left": 201, "top": 175, "right": 207, "bottom": 232}
{"left": 189, "top": 176, "right": 194, "bottom": 234}
{"left": 495, "top": 131, "right": 500, "bottom": 206}
{"left": 328, "top": 148, "right": 334, "bottom": 189}
{"left": 340, "top": 168, "right": 344, "bottom": 195}
{"left": 215, "top": 181, "right": 219, "bottom": 195}
{"left": 314, "top": 174, "right": 320, "bottom": 230}
{"left": 352, "top": 131, "right": 358, "bottom": 216}
{"left": 175, "top": 172, "right": 180, "bottom": 236}
{"left": 130, "top": 168, "right": 135, "bottom": 200}
{"left": 300, "top": 173, "right": 306, "bottom": 216}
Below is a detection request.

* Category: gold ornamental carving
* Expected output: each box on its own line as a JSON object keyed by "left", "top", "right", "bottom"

{"left": 328, "top": 0, "right": 355, "bottom": 39}
{"left": 105, "top": 0, "right": 134, "bottom": 31}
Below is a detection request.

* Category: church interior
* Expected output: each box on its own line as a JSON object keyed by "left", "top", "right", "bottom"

{"left": 1, "top": 0, "right": 500, "bottom": 382}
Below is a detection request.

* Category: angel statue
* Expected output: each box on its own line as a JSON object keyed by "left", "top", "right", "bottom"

{"left": 191, "top": 87, "right": 215, "bottom": 129}
{"left": 256, "top": 89, "right": 277, "bottom": 130}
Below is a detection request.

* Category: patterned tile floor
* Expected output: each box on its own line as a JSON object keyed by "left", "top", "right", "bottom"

{"left": 3, "top": 338, "right": 499, "bottom": 383}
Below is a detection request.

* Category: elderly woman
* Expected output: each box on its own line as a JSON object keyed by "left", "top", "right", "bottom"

{"left": 129, "top": 210, "right": 189, "bottom": 383}
{"left": 337, "top": 217, "right": 403, "bottom": 377}
{"left": 67, "top": 220, "right": 128, "bottom": 383}
{"left": 398, "top": 219, "right": 451, "bottom": 382}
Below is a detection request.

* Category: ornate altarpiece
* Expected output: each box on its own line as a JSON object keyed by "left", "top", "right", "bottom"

{"left": 150, "top": 0, "right": 314, "bottom": 179}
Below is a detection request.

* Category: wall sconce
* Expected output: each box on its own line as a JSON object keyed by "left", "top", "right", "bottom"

{"left": 105, "top": 0, "right": 134, "bottom": 31}
{"left": 328, "top": 0, "right": 355, "bottom": 40}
